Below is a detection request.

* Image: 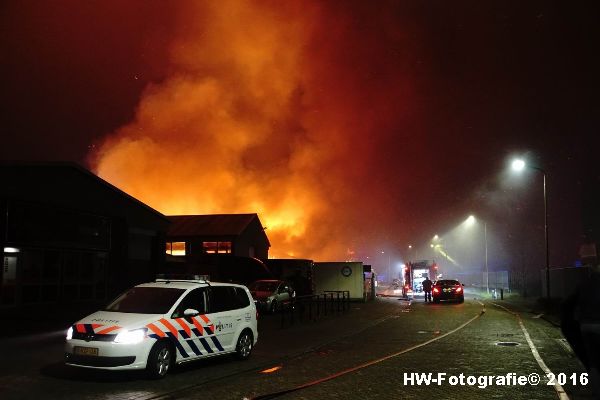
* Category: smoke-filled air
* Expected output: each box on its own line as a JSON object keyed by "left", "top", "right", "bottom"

{"left": 91, "top": 0, "right": 421, "bottom": 260}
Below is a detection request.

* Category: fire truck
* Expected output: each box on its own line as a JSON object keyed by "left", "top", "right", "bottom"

{"left": 402, "top": 260, "right": 439, "bottom": 297}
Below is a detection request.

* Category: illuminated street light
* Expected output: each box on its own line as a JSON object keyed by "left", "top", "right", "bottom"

{"left": 430, "top": 242, "right": 457, "bottom": 266}
{"left": 511, "top": 158, "right": 526, "bottom": 172}
{"left": 433, "top": 234, "right": 439, "bottom": 240}
{"left": 511, "top": 158, "right": 550, "bottom": 299}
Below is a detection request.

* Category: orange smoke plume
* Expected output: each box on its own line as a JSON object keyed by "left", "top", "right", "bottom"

{"left": 90, "top": 1, "right": 418, "bottom": 260}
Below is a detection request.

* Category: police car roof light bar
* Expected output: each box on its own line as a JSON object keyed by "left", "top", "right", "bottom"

{"left": 155, "top": 273, "right": 210, "bottom": 283}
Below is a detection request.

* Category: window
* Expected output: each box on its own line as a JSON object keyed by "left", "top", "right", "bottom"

{"left": 7, "top": 201, "right": 110, "bottom": 250}
{"left": 248, "top": 281, "right": 279, "bottom": 292}
{"left": 234, "top": 287, "right": 251, "bottom": 308}
{"left": 20, "top": 249, "right": 107, "bottom": 304}
{"left": 202, "top": 241, "right": 232, "bottom": 254}
{"left": 166, "top": 242, "right": 186, "bottom": 256}
{"left": 104, "top": 287, "right": 185, "bottom": 314}
{"left": 209, "top": 286, "right": 241, "bottom": 312}
{"left": 172, "top": 288, "right": 207, "bottom": 318}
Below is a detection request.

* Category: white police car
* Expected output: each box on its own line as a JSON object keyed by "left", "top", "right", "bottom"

{"left": 65, "top": 276, "right": 258, "bottom": 378}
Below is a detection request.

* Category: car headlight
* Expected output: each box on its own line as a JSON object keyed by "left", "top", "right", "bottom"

{"left": 66, "top": 326, "right": 73, "bottom": 340}
{"left": 114, "top": 328, "right": 147, "bottom": 344}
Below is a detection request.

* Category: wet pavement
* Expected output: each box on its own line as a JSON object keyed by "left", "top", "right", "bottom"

{"left": 0, "top": 291, "right": 593, "bottom": 400}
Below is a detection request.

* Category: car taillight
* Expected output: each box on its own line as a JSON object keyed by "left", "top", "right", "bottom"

{"left": 256, "top": 310, "right": 260, "bottom": 319}
{"left": 433, "top": 287, "right": 439, "bottom": 293}
{"left": 455, "top": 286, "right": 462, "bottom": 293}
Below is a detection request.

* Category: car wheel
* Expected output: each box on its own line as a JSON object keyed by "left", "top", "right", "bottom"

{"left": 458, "top": 297, "right": 464, "bottom": 303}
{"left": 433, "top": 298, "right": 440, "bottom": 304}
{"left": 235, "top": 330, "right": 253, "bottom": 360}
{"left": 270, "top": 300, "right": 278, "bottom": 314}
{"left": 146, "top": 340, "right": 172, "bottom": 379}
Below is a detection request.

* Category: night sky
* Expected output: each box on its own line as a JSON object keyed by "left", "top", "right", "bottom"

{"left": 2, "top": 1, "right": 598, "bottom": 274}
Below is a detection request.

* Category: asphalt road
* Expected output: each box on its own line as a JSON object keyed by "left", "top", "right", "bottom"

{"left": 0, "top": 292, "right": 593, "bottom": 400}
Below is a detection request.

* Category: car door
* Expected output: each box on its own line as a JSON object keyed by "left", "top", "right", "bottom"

{"left": 207, "top": 286, "right": 237, "bottom": 351}
{"left": 165, "top": 288, "right": 212, "bottom": 362}
{"left": 276, "top": 283, "right": 291, "bottom": 305}
{"left": 233, "top": 285, "right": 253, "bottom": 330}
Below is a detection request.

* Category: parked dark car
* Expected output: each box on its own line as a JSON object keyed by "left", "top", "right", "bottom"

{"left": 432, "top": 279, "right": 464, "bottom": 303}
{"left": 248, "top": 280, "right": 295, "bottom": 313}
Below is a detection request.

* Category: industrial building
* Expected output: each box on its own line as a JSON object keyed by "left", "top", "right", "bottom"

{"left": 166, "top": 214, "right": 270, "bottom": 260}
{"left": 0, "top": 162, "right": 169, "bottom": 308}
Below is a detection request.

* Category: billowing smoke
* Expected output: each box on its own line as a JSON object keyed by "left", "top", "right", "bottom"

{"left": 91, "top": 0, "right": 420, "bottom": 260}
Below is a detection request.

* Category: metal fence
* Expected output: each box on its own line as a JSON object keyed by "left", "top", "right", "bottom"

{"left": 454, "top": 271, "right": 510, "bottom": 291}
{"left": 279, "top": 290, "right": 350, "bottom": 328}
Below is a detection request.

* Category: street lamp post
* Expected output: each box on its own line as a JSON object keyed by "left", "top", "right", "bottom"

{"left": 484, "top": 221, "right": 489, "bottom": 294}
{"left": 381, "top": 251, "right": 391, "bottom": 282}
{"left": 408, "top": 245, "right": 419, "bottom": 261}
{"left": 512, "top": 159, "right": 550, "bottom": 299}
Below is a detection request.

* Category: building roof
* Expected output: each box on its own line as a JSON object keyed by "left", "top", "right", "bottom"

{"left": 167, "top": 214, "right": 264, "bottom": 237}
{"left": 0, "top": 161, "right": 169, "bottom": 224}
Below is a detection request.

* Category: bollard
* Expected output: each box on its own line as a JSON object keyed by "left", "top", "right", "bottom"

{"left": 500, "top": 288, "right": 504, "bottom": 300}
{"left": 330, "top": 292, "right": 334, "bottom": 313}
{"left": 316, "top": 294, "right": 320, "bottom": 318}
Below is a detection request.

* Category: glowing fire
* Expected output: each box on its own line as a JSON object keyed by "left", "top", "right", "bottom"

{"left": 90, "top": 1, "right": 417, "bottom": 260}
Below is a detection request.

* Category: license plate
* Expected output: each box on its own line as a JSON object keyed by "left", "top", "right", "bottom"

{"left": 74, "top": 346, "right": 99, "bottom": 356}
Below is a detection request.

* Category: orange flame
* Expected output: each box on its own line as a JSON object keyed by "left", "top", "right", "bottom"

{"left": 90, "top": 1, "right": 418, "bottom": 260}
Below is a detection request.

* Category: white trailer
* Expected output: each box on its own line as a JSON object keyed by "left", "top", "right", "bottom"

{"left": 313, "top": 262, "right": 365, "bottom": 301}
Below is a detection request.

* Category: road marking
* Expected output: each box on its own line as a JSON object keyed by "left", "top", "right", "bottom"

{"left": 248, "top": 303, "right": 486, "bottom": 400}
{"left": 533, "top": 313, "right": 544, "bottom": 319}
{"left": 492, "top": 303, "right": 570, "bottom": 400}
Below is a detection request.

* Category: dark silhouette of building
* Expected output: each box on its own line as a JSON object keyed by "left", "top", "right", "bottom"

{"left": 0, "top": 162, "right": 169, "bottom": 307}
{"left": 166, "top": 214, "right": 270, "bottom": 260}
{"left": 164, "top": 214, "right": 271, "bottom": 285}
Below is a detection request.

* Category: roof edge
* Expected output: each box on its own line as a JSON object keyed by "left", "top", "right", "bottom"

{"left": 1, "top": 161, "right": 169, "bottom": 222}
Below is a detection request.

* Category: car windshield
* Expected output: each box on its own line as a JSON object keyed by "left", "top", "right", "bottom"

{"left": 104, "top": 287, "right": 185, "bottom": 314}
{"left": 436, "top": 280, "right": 460, "bottom": 286}
{"left": 249, "top": 281, "right": 279, "bottom": 292}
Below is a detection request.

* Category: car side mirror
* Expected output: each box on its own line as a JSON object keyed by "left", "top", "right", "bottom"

{"left": 462, "top": 284, "right": 465, "bottom": 286}
{"left": 184, "top": 308, "right": 200, "bottom": 317}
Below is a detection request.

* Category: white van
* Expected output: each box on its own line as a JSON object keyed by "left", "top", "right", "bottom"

{"left": 65, "top": 277, "right": 258, "bottom": 378}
